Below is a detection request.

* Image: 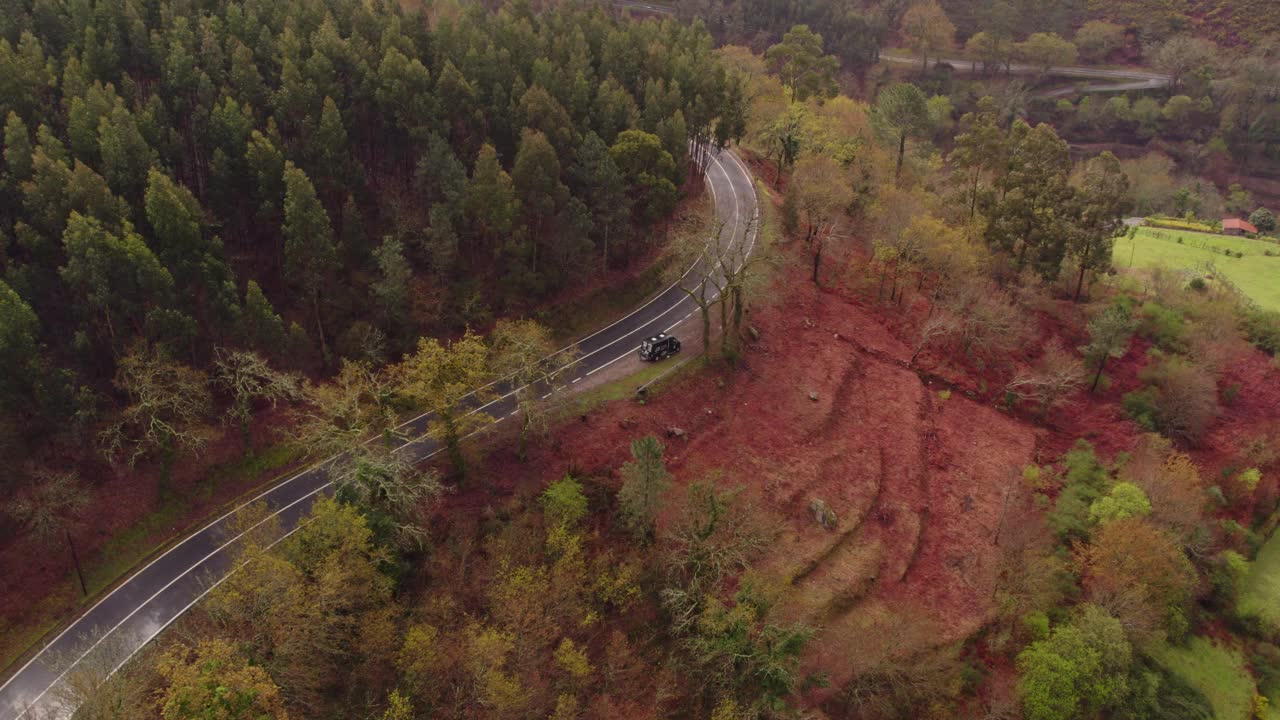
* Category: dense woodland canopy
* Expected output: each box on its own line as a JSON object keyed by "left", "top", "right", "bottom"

{"left": 0, "top": 0, "right": 746, "bottom": 470}
{"left": 10, "top": 0, "right": 1280, "bottom": 719}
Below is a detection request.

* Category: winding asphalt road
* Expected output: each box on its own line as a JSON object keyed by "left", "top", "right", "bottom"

{"left": 0, "top": 145, "right": 759, "bottom": 720}
{"left": 880, "top": 54, "right": 1171, "bottom": 96}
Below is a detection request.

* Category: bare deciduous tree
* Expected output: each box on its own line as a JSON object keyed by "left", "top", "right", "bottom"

{"left": 911, "top": 311, "right": 960, "bottom": 365}
{"left": 1005, "top": 344, "right": 1086, "bottom": 418}
{"left": 213, "top": 347, "right": 300, "bottom": 456}
{"left": 294, "top": 359, "right": 402, "bottom": 459}
{"left": 332, "top": 445, "right": 443, "bottom": 550}
{"left": 100, "top": 342, "right": 212, "bottom": 490}
{"left": 39, "top": 626, "right": 147, "bottom": 720}
{"left": 7, "top": 469, "right": 91, "bottom": 595}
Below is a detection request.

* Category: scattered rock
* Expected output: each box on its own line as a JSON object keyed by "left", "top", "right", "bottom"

{"left": 809, "top": 498, "right": 838, "bottom": 530}
{"left": 809, "top": 391, "right": 819, "bottom": 401}
{"left": 748, "top": 325, "right": 761, "bottom": 341}
{"left": 618, "top": 417, "right": 638, "bottom": 430}
{"left": 667, "top": 427, "right": 687, "bottom": 439}
{"left": 803, "top": 317, "right": 815, "bottom": 328}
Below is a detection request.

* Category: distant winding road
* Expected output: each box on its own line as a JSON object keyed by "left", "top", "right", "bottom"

{"left": 0, "top": 145, "right": 759, "bottom": 720}
{"left": 880, "top": 54, "right": 1171, "bottom": 96}
{"left": 613, "top": 0, "right": 1171, "bottom": 97}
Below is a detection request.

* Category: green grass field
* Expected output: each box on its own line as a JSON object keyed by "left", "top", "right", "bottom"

{"left": 1237, "top": 529, "right": 1280, "bottom": 718}
{"left": 1153, "top": 636, "right": 1257, "bottom": 720}
{"left": 1240, "top": 531, "right": 1280, "bottom": 635}
{"left": 1113, "top": 227, "right": 1280, "bottom": 311}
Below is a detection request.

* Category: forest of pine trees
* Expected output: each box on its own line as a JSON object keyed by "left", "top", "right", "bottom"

{"left": 0, "top": 0, "right": 746, "bottom": 482}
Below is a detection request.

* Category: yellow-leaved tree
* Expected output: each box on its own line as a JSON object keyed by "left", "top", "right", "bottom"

{"left": 397, "top": 329, "right": 492, "bottom": 477}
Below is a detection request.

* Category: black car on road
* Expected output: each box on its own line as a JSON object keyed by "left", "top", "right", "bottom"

{"left": 639, "top": 333, "right": 681, "bottom": 361}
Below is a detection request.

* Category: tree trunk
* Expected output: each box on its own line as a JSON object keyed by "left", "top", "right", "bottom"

{"left": 240, "top": 416, "right": 252, "bottom": 458}
{"left": 718, "top": 291, "right": 729, "bottom": 355}
{"left": 518, "top": 412, "right": 529, "bottom": 462}
{"left": 313, "top": 291, "right": 330, "bottom": 367}
{"left": 1074, "top": 263, "right": 1088, "bottom": 302}
{"left": 731, "top": 284, "right": 744, "bottom": 338}
{"left": 970, "top": 169, "right": 981, "bottom": 220}
{"left": 896, "top": 133, "right": 907, "bottom": 183}
{"left": 159, "top": 444, "right": 175, "bottom": 494}
{"left": 67, "top": 528, "right": 87, "bottom": 597}
{"left": 443, "top": 412, "right": 466, "bottom": 478}
{"left": 602, "top": 224, "right": 610, "bottom": 273}
{"left": 701, "top": 303, "right": 711, "bottom": 355}
{"left": 1091, "top": 358, "right": 1107, "bottom": 392}
{"left": 812, "top": 238, "right": 823, "bottom": 284}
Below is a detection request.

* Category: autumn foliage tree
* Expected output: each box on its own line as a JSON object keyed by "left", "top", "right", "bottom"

{"left": 788, "top": 155, "right": 852, "bottom": 284}
{"left": 397, "top": 330, "right": 492, "bottom": 477}
{"left": 1077, "top": 518, "right": 1197, "bottom": 646}
{"left": 899, "top": 1, "right": 955, "bottom": 72}
{"left": 489, "top": 319, "right": 579, "bottom": 460}
{"left": 156, "top": 639, "right": 291, "bottom": 720}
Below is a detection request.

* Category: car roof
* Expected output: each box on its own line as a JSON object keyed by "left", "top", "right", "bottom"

{"left": 646, "top": 333, "right": 668, "bottom": 342}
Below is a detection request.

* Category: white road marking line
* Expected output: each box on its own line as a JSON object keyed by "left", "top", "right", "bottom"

{"left": 4, "top": 152, "right": 742, "bottom": 703}
{"left": 6, "top": 146, "right": 761, "bottom": 719}
{"left": 14, "top": 479, "right": 331, "bottom": 718}
{"left": 585, "top": 346, "right": 638, "bottom": 377}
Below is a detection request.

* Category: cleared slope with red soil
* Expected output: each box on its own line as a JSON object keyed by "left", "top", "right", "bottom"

{"left": 465, "top": 254, "right": 1045, "bottom": 705}
{"left": 465, "top": 217, "right": 1280, "bottom": 712}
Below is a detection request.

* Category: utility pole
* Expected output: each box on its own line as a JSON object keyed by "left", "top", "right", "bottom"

{"left": 67, "top": 528, "right": 87, "bottom": 596}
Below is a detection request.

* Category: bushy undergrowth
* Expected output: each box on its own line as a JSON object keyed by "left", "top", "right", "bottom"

{"left": 1146, "top": 217, "right": 1221, "bottom": 234}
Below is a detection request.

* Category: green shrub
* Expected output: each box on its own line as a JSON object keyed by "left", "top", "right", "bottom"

{"left": 1251, "top": 644, "right": 1280, "bottom": 689}
{"left": 1146, "top": 216, "right": 1220, "bottom": 233}
{"left": 1122, "top": 659, "right": 1214, "bottom": 720}
{"left": 1049, "top": 442, "right": 1111, "bottom": 543}
{"left": 1209, "top": 549, "right": 1250, "bottom": 608}
{"left": 1239, "top": 468, "right": 1262, "bottom": 492}
{"left": 1124, "top": 387, "right": 1161, "bottom": 431}
{"left": 1243, "top": 309, "right": 1280, "bottom": 356}
{"left": 1023, "top": 611, "right": 1050, "bottom": 641}
{"left": 1088, "top": 482, "right": 1152, "bottom": 525}
{"left": 541, "top": 475, "right": 588, "bottom": 529}
{"left": 1125, "top": 352, "right": 1218, "bottom": 443}
{"left": 1208, "top": 486, "right": 1228, "bottom": 506}
{"left": 1139, "top": 303, "right": 1187, "bottom": 351}
{"left": 1224, "top": 383, "right": 1241, "bottom": 405}
{"left": 1188, "top": 277, "right": 1207, "bottom": 291}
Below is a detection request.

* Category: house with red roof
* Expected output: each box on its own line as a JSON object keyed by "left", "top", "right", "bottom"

{"left": 1223, "top": 218, "right": 1259, "bottom": 236}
